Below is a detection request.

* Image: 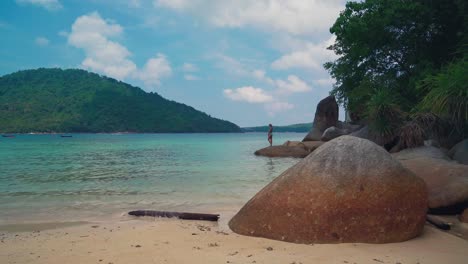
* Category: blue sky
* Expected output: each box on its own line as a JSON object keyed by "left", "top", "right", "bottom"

{"left": 0, "top": 0, "right": 347, "bottom": 127}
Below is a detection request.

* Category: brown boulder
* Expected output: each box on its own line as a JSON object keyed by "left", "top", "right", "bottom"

{"left": 254, "top": 145, "right": 311, "bottom": 158}
{"left": 303, "top": 96, "right": 338, "bottom": 141}
{"left": 459, "top": 208, "right": 468, "bottom": 223}
{"left": 231, "top": 136, "right": 427, "bottom": 244}
{"left": 397, "top": 158, "right": 468, "bottom": 210}
{"left": 283, "top": 141, "right": 325, "bottom": 152}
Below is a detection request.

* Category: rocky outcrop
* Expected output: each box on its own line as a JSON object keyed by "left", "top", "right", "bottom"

{"left": 303, "top": 96, "right": 338, "bottom": 141}
{"left": 321, "top": 126, "right": 346, "bottom": 141}
{"left": 448, "top": 139, "right": 468, "bottom": 165}
{"left": 231, "top": 136, "right": 427, "bottom": 244}
{"left": 397, "top": 158, "right": 468, "bottom": 211}
{"left": 349, "top": 125, "right": 388, "bottom": 146}
{"left": 254, "top": 145, "right": 311, "bottom": 158}
{"left": 392, "top": 146, "right": 450, "bottom": 161}
{"left": 282, "top": 141, "right": 325, "bottom": 152}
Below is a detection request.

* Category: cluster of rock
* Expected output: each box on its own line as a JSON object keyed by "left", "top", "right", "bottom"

{"left": 243, "top": 95, "right": 468, "bottom": 244}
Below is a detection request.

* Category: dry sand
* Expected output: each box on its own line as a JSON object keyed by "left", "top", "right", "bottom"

{"left": 1, "top": 216, "right": 467, "bottom": 264}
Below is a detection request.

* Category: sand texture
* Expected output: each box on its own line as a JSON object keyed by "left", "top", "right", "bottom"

{"left": 1, "top": 217, "right": 467, "bottom": 264}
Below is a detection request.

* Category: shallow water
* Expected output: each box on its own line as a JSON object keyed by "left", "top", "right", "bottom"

{"left": 0, "top": 133, "right": 304, "bottom": 224}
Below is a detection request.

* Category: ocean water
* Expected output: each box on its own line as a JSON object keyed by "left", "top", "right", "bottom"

{"left": 0, "top": 133, "right": 305, "bottom": 224}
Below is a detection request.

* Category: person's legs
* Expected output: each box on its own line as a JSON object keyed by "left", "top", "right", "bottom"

{"left": 268, "top": 136, "right": 272, "bottom": 146}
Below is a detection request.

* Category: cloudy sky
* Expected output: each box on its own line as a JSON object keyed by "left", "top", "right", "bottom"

{"left": 0, "top": 0, "right": 347, "bottom": 127}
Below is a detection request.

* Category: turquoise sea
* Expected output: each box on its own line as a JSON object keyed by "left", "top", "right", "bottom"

{"left": 0, "top": 133, "right": 304, "bottom": 224}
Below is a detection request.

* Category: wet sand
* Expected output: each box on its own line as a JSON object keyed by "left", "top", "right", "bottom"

{"left": 1, "top": 218, "right": 467, "bottom": 264}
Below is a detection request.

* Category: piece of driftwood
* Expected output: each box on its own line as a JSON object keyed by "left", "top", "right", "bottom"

{"left": 426, "top": 215, "right": 451, "bottom": 230}
{"left": 128, "top": 210, "right": 220, "bottom": 222}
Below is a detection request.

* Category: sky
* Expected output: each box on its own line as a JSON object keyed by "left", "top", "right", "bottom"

{"left": 0, "top": 0, "right": 347, "bottom": 127}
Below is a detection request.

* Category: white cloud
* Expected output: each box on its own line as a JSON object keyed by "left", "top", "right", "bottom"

{"left": 264, "top": 101, "right": 294, "bottom": 116}
{"left": 35, "top": 36, "right": 49, "bottom": 46}
{"left": 136, "top": 53, "right": 172, "bottom": 86}
{"left": 16, "top": 0, "right": 62, "bottom": 11}
{"left": 184, "top": 74, "right": 200, "bottom": 81}
{"left": 155, "top": 0, "right": 344, "bottom": 36}
{"left": 271, "top": 36, "right": 336, "bottom": 70}
{"left": 182, "top": 63, "right": 198, "bottom": 72}
{"left": 252, "top": 69, "right": 274, "bottom": 85}
{"left": 314, "top": 77, "right": 335, "bottom": 86}
{"left": 224, "top": 86, "right": 273, "bottom": 103}
{"left": 275, "top": 75, "right": 311, "bottom": 93}
{"left": 68, "top": 12, "right": 172, "bottom": 88}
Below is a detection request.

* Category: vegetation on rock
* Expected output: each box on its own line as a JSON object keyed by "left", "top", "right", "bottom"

{"left": 326, "top": 0, "right": 467, "bottom": 147}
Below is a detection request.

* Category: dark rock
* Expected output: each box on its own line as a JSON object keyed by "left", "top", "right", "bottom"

{"left": 321, "top": 126, "right": 346, "bottom": 141}
{"left": 349, "top": 126, "right": 387, "bottom": 146}
{"left": 448, "top": 139, "right": 468, "bottom": 165}
{"left": 254, "top": 145, "right": 311, "bottom": 158}
{"left": 230, "top": 136, "right": 427, "bottom": 244}
{"left": 303, "top": 96, "right": 338, "bottom": 141}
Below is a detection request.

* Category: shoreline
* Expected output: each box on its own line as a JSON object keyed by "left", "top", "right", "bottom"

{"left": 1, "top": 218, "right": 467, "bottom": 264}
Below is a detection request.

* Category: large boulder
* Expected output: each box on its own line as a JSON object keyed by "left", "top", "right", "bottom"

{"left": 448, "top": 139, "right": 468, "bottom": 165}
{"left": 302, "top": 96, "right": 338, "bottom": 141}
{"left": 397, "top": 158, "right": 468, "bottom": 211}
{"left": 349, "top": 125, "right": 388, "bottom": 146}
{"left": 392, "top": 146, "right": 450, "bottom": 161}
{"left": 321, "top": 126, "right": 347, "bottom": 141}
{"left": 254, "top": 145, "right": 311, "bottom": 158}
{"left": 230, "top": 136, "right": 427, "bottom": 244}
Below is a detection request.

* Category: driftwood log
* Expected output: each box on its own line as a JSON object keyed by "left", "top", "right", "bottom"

{"left": 128, "top": 210, "right": 220, "bottom": 222}
{"left": 426, "top": 215, "right": 451, "bottom": 230}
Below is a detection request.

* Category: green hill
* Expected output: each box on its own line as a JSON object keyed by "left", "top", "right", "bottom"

{"left": 242, "top": 123, "right": 312, "bottom": 133}
{"left": 0, "top": 68, "right": 241, "bottom": 133}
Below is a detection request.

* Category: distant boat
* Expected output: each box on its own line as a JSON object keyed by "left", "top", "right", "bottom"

{"left": 60, "top": 135, "right": 73, "bottom": 138}
{"left": 2, "top": 135, "right": 15, "bottom": 138}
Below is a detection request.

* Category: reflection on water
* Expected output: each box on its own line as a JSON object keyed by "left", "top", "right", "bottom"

{"left": 0, "top": 133, "right": 304, "bottom": 223}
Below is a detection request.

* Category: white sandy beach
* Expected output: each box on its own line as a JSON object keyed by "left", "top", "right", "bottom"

{"left": 1, "top": 216, "right": 467, "bottom": 264}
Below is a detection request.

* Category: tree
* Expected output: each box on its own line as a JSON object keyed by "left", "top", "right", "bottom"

{"left": 325, "top": 0, "right": 467, "bottom": 145}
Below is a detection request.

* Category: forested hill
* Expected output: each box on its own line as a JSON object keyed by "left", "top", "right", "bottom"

{"left": 0, "top": 68, "right": 241, "bottom": 133}
{"left": 242, "top": 123, "right": 312, "bottom": 133}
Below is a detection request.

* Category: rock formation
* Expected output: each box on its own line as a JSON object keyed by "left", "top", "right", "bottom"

{"left": 448, "top": 139, "right": 468, "bottom": 165}
{"left": 230, "top": 136, "right": 427, "bottom": 244}
{"left": 254, "top": 145, "right": 311, "bottom": 158}
{"left": 321, "top": 126, "right": 347, "bottom": 141}
{"left": 303, "top": 96, "right": 338, "bottom": 141}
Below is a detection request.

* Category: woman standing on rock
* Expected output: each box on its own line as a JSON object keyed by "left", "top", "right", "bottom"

{"left": 268, "top": 124, "right": 273, "bottom": 146}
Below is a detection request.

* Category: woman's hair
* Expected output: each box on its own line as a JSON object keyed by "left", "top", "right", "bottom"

{"left": 269, "top": 124, "right": 272, "bottom": 127}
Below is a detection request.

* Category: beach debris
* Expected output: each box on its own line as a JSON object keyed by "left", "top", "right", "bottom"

{"left": 208, "top": 242, "right": 219, "bottom": 247}
{"left": 128, "top": 210, "right": 220, "bottom": 221}
{"left": 230, "top": 136, "right": 428, "bottom": 244}
{"left": 372, "top": 259, "right": 384, "bottom": 263}
{"left": 266, "top": 247, "right": 273, "bottom": 251}
{"left": 197, "top": 225, "right": 212, "bottom": 231}
{"left": 228, "top": 251, "right": 239, "bottom": 256}
{"left": 426, "top": 215, "right": 451, "bottom": 230}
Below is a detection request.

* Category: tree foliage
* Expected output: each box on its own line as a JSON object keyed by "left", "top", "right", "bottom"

{"left": 0, "top": 68, "right": 241, "bottom": 133}
{"left": 325, "top": 0, "right": 467, "bottom": 145}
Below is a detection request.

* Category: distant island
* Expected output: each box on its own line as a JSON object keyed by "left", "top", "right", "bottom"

{"left": 242, "top": 123, "right": 312, "bottom": 133}
{"left": 0, "top": 68, "right": 241, "bottom": 133}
